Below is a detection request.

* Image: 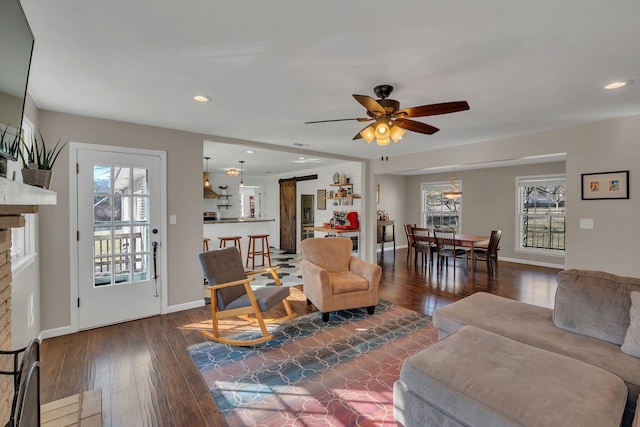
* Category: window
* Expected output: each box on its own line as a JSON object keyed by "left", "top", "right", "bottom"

{"left": 11, "top": 119, "right": 37, "bottom": 272}
{"left": 516, "top": 175, "right": 565, "bottom": 254}
{"left": 421, "top": 180, "right": 462, "bottom": 231}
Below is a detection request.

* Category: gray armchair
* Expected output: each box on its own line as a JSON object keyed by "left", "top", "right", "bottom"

{"left": 199, "top": 247, "right": 296, "bottom": 346}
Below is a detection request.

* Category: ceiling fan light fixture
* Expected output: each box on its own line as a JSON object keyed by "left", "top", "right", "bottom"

{"left": 376, "top": 136, "right": 390, "bottom": 146}
{"left": 390, "top": 126, "right": 406, "bottom": 143}
{"left": 226, "top": 168, "right": 239, "bottom": 177}
{"left": 375, "top": 121, "right": 389, "bottom": 139}
{"left": 360, "top": 125, "right": 375, "bottom": 143}
{"left": 443, "top": 174, "right": 462, "bottom": 200}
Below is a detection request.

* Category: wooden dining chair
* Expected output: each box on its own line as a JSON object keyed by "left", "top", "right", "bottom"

{"left": 433, "top": 229, "right": 470, "bottom": 275}
{"left": 474, "top": 229, "right": 503, "bottom": 276}
{"left": 411, "top": 227, "right": 436, "bottom": 269}
{"left": 404, "top": 224, "right": 417, "bottom": 263}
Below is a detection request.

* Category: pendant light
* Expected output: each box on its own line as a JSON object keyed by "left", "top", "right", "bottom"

{"left": 204, "top": 157, "right": 211, "bottom": 187}
{"left": 443, "top": 174, "right": 462, "bottom": 200}
{"left": 239, "top": 160, "right": 245, "bottom": 187}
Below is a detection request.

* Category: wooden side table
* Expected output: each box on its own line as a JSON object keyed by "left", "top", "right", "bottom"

{"left": 377, "top": 220, "right": 396, "bottom": 252}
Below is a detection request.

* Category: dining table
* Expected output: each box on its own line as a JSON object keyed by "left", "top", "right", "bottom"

{"left": 413, "top": 229, "right": 490, "bottom": 274}
{"left": 451, "top": 234, "right": 491, "bottom": 274}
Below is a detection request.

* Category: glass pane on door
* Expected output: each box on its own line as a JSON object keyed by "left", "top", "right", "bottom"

{"left": 92, "top": 165, "right": 151, "bottom": 287}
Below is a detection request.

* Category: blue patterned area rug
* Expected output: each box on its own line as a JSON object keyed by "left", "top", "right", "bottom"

{"left": 187, "top": 300, "right": 437, "bottom": 426}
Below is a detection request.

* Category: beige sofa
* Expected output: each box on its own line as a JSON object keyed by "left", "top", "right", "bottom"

{"left": 427, "top": 269, "right": 640, "bottom": 426}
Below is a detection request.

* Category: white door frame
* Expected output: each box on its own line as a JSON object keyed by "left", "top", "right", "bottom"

{"left": 68, "top": 142, "right": 168, "bottom": 332}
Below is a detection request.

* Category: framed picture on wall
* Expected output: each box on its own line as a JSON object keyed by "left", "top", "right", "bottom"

{"left": 581, "top": 170, "right": 629, "bottom": 200}
{"left": 317, "top": 189, "right": 326, "bottom": 210}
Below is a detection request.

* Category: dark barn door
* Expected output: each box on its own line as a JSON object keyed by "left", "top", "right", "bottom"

{"left": 279, "top": 180, "right": 297, "bottom": 253}
{"left": 279, "top": 175, "right": 318, "bottom": 254}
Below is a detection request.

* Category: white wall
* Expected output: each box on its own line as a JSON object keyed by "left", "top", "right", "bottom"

{"left": 265, "top": 161, "right": 363, "bottom": 252}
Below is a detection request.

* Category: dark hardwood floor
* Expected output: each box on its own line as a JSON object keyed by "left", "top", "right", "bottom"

{"left": 39, "top": 248, "right": 561, "bottom": 426}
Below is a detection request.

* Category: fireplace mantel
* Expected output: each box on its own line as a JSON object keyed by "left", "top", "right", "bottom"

{"left": 0, "top": 176, "right": 57, "bottom": 208}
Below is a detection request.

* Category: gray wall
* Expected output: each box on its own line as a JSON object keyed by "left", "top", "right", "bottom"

{"left": 403, "top": 162, "right": 566, "bottom": 266}
{"left": 368, "top": 114, "right": 640, "bottom": 277}
{"left": 37, "top": 110, "right": 205, "bottom": 330}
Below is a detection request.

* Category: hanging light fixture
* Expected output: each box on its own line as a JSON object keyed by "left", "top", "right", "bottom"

{"left": 359, "top": 119, "right": 406, "bottom": 146}
{"left": 443, "top": 174, "right": 462, "bottom": 200}
{"left": 239, "top": 160, "right": 245, "bottom": 187}
{"left": 204, "top": 157, "right": 211, "bottom": 187}
{"left": 226, "top": 168, "right": 239, "bottom": 176}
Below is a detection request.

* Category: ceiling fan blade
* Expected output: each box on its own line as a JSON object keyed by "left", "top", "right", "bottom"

{"left": 352, "top": 132, "right": 363, "bottom": 140}
{"left": 352, "top": 94, "right": 386, "bottom": 115}
{"left": 396, "top": 101, "right": 469, "bottom": 118}
{"left": 394, "top": 119, "right": 440, "bottom": 135}
{"left": 304, "top": 117, "right": 371, "bottom": 124}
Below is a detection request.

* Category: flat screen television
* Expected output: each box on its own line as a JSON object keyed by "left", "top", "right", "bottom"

{"left": 0, "top": 0, "right": 34, "bottom": 162}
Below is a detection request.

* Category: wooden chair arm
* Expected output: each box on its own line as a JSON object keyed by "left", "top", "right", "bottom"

{"left": 246, "top": 265, "right": 281, "bottom": 276}
{"left": 206, "top": 277, "right": 255, "bottom": 290}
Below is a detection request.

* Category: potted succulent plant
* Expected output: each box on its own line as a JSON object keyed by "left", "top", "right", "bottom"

{"left": 19, "top": 131, "right": 66, "bottom": 189}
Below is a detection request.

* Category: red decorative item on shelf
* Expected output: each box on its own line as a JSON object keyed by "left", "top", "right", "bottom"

{"left": 335, "top": 211, "right": 359, "bottom": 230}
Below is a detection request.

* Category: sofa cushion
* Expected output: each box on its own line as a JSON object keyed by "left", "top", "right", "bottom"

{"left": 622, "top": 291, "right": 640, "bottom": 358}
{"left": 554, "top": 269, "right": 640, "bottom": 345}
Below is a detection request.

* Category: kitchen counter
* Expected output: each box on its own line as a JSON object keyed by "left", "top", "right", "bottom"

{"left": 204, "top": 218, "right": 275, "bottom": 224}
{"left": 204, "top": 219, "right": 276, "bottom": 256}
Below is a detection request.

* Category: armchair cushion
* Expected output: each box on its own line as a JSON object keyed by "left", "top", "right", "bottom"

{"left": 331, "top": 271, "right": 370, "bottom": 294}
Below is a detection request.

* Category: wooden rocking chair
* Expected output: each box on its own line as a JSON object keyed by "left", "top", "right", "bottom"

{"left": 199, "top": 247, "right": 296, "bottom": 346}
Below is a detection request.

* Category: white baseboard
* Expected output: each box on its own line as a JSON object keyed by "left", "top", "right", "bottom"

{"left": 167, "top": 299, "right": 205, "bottom": 313}
{"left": 39, "top": 325, "right": 75, "bottom": 341}
{"left": 499, "top": 256, "right": 564, "bottom": 269}
{"left": 377, "top": 243, "right": 408, "bottom": 253}
{"left": 38, "top": 301, "right": 205, "bottom": 340}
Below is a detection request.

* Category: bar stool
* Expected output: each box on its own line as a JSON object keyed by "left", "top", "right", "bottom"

{"left": 218, "top": 236, "right": 243, "bottom": 260}
{"left": 203, "top": 238, "right": 210, "bottom": 252}
{"left": 246, "top": 234, "right": 272, "bottom": 269}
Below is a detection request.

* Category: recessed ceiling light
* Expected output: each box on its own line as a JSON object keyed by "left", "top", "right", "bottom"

{"left": 604, "top": 81, "right": 630, "bottom": 90}
{"left": 246, "top": 150, "right": 254, "bottom": 154}
{"left": 193, "top": 95, "right": 211, "bottom": 102}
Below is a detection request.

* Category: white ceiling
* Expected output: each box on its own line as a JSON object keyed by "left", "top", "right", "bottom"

{"left": 20, "top": 0, "right": 640, "bottom": 175}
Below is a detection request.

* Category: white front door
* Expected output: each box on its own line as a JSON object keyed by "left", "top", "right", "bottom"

{"left": 76, "top": 147, "right": 163, "bottom": 329}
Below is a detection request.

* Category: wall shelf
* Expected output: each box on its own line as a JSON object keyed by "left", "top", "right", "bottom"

{"left": 217, "top": 194, "right": 232, "bottom": 208}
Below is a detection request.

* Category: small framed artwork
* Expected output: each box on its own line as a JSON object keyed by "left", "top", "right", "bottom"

{"left": 317, "top": 189, "right": 326, "bottom": 210}
{"left": 581, "top": 170, "right": 629, "bottom": 200}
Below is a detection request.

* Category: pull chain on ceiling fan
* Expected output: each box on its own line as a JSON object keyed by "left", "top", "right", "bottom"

{"left": 305, "top": 85, "right": 469, "bottom": 146}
